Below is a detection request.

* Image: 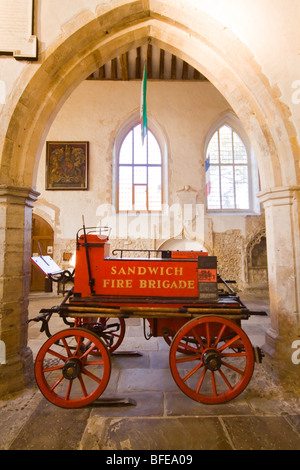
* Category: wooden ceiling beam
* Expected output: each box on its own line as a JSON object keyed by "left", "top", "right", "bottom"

{"left": 111, "top": 57, "right": 117, "bottom": 80}
{"left": 120, "top": 52, "right": 129, "bottom": 80}
{"left": 85, "top": 46, "right": 208, "bottom": 81}
{"left": 136, "top": 47, "right": 141, "bottom": 79}
{"left": 159, "top": 49, "right": 165, "bottom": 79}
{"left": 98, "top": 65, "right": 105, "bottom": 79}
{"left": 182, "top": 61, "right": 188, "bottom": 80}
{"left": 171, "top": 55, "right": 177, "bottom": 79}
{"left": 147, "top": 44, "right": 152, "bottom": 79}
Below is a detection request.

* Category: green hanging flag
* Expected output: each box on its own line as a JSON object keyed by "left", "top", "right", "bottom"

{"left": 140, "top": 61, "right": 147, "bottom": 145}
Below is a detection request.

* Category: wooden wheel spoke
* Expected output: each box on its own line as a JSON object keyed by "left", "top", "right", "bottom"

{"left": 108, "top": 330, "right": 121, "bottom": 338}
{"left": 81, "top": 366, "right": 103, "bottom": 385}
{"left": 78, "top": 374, "right": 88, "bottom": 397}
{"left": 183, "top": 361, "right": 204, "bottom": 382}
{"left": 221, "top": 352, "right": 247, "bottom": 358}
{"left": 212, "top": 324, "right": 227, "bottom": 348}
{"left": 47, "top": 348, "right": 68, "bottom": 362}
{"left": 85, "top": 360, "right": 104, "bottom": 366}
{"left": 191, "top": 328, "right": 206, "bottom": 349}
{"left": 218, "top": 368, "right": 233, "bottom": 390}
{"left": 42, "top": 364, "right": 64, "bottom": 373}
{"left": 205, "top": 322, "right": 211, "bottom": 347}
{"left": 65, "top": 381, "right": 72, "bottom": 400}
{"left": 75, "top": 336, "right": 84, "bottom": 355}
{"left": 61, "top": 338, "right": 72, "bottom": 357}
{"left": 195, "top": 367, "right": 207, "bottom": 393}
{"left": 217, "top": 334, "right": 241, "bottom": 352}
{"left": 175, "top": 353, "right": 202, "bottom": 364}
{"left": 221, "top": 360, "right": 245, "bottom": 375}
{"left": 211, "top": 371, "right": 217, "bottom": 397}
{"left": 177, "top": 341, "right": 199, "bottom": 354}
{"left": 80, "top": 342, "right": 97, "bottom": 359}
{"left": 50, "top": 375, "right": 64, "bottom": 392}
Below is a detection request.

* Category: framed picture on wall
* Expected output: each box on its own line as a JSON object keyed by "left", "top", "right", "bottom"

{"left": 46, "top": 141, "right": 89, "bottom": 190}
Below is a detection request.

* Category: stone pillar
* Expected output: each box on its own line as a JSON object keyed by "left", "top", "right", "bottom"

{"left": 0, "top": 186, "right": 39, "bottom": 397}
{"left": 259, "top": 186, "right": 300, "bottom": 391}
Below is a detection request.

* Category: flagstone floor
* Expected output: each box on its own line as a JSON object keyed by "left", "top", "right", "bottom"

{"left": 0, "top": 292, "right": 300, "bottom": 450}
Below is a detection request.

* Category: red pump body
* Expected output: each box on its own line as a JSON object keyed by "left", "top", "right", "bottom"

{"left": 73, "top": 233, "right": 218, "bottom": 305}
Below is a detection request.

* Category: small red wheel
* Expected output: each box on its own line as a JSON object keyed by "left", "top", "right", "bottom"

{"left": 169, "top": 316, "right": 255, "bottom": 404}
{"left": 75, "top": 317, "right": 126, "bottom": 353}
{"left": 35, "top": 328, "right": 111, "bottom": 408}
{"left": 95, "top": 318, "right": 126, "bottom": 353}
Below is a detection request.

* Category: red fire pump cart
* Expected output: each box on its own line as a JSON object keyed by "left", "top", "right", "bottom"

{"left": 30, "top": 224, "right": 265, "bottom": 408}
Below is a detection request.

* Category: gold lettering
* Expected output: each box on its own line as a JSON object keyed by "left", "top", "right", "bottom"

{"left": 148, "top": 280, "right": 156, "bottom": 288}
{"left": 128, "top": 266, "right": 135, "bottom": 275}
{"left": 165, "top": 267, "right": 173, "bottom": 275}
{"left": 103, "top": 278, "right": 133, "bottom": 289}
{"left": 139, "top": 280, "right": 147, "bottom": 288}
{"left": 138, "top": 267, "right": 146, "bottom": 275}
{"left": 188, "top": 280, "right": 195, "bottom": 289}
{"left": 111, "top": 266, "right": 117, "bottom": 275}
{"left": 174, "top": 267, "right": 183, "bottom": 276}
{"left": 148, "top": 267, "right": 158, "bottom": 275}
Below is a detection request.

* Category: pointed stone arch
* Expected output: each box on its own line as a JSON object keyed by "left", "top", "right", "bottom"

{"left": 0, "top": 1, "right": 298, "bottom": 191}
{"left": 245, "top": 229, "right": 268, "bottom": 291}
{"left": 0, "top": 0, "right": 299, "bottom": 395}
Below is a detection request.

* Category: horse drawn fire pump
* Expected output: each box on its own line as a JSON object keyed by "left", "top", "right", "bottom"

{"left": 30, "top": 224, "right": 265, "bottom": 409}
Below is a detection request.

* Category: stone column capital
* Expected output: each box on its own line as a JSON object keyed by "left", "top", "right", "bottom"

{"left": 0, "top": 185, "right": 40, "bottom": 207}
{"left": 257, "top": 185, "right": 300, "bottom": 206}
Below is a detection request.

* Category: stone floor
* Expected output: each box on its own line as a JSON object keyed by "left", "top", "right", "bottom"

{"left": 0, "top": 292, "right": 300, "bottom": 451}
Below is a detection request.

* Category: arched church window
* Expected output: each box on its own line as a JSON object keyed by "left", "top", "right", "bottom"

{"left": 118, "top": 124, "right": 163, "bottom": 212}
{"left": 206, "top": 124, "right": 251, "bottom": 211}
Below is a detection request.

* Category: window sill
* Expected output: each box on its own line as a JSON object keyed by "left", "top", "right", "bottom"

{"left": 206, "top": 210, "right": 261, "bottom": 216}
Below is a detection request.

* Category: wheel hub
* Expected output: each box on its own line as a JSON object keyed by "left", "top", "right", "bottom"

{"left": 202, "top": 349, "right": 222, "bottom": 371}
{"left": 62, "top": 358, "right": 82, "bottom": 380}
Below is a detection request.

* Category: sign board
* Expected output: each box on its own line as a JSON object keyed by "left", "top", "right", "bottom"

{"left": 31, "top": 256, "right": 63, "bottom": 276}
{"left": 0, "top": 0, "right": 37, "bottom": 59}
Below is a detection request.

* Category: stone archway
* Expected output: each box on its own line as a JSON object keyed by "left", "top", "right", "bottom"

{"left": 246, "top": 229, "right": 268, "bottom": 292}
{"left": 0, "top": 0, "right": 299, "bottom": 396}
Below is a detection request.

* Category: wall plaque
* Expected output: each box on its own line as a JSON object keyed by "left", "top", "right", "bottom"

{"left": 0, "top": 0, "right": 37, "bottom": 59}
{"left": 46, "top": 141, "right": 89, "bottom": 190}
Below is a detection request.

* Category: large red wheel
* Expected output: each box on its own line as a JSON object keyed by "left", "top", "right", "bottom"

{"left": 35, "top": 328, "right": 111, "bottom": 408}
{"left": 169, "top": 316, "right": 255, "bottom": 404}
